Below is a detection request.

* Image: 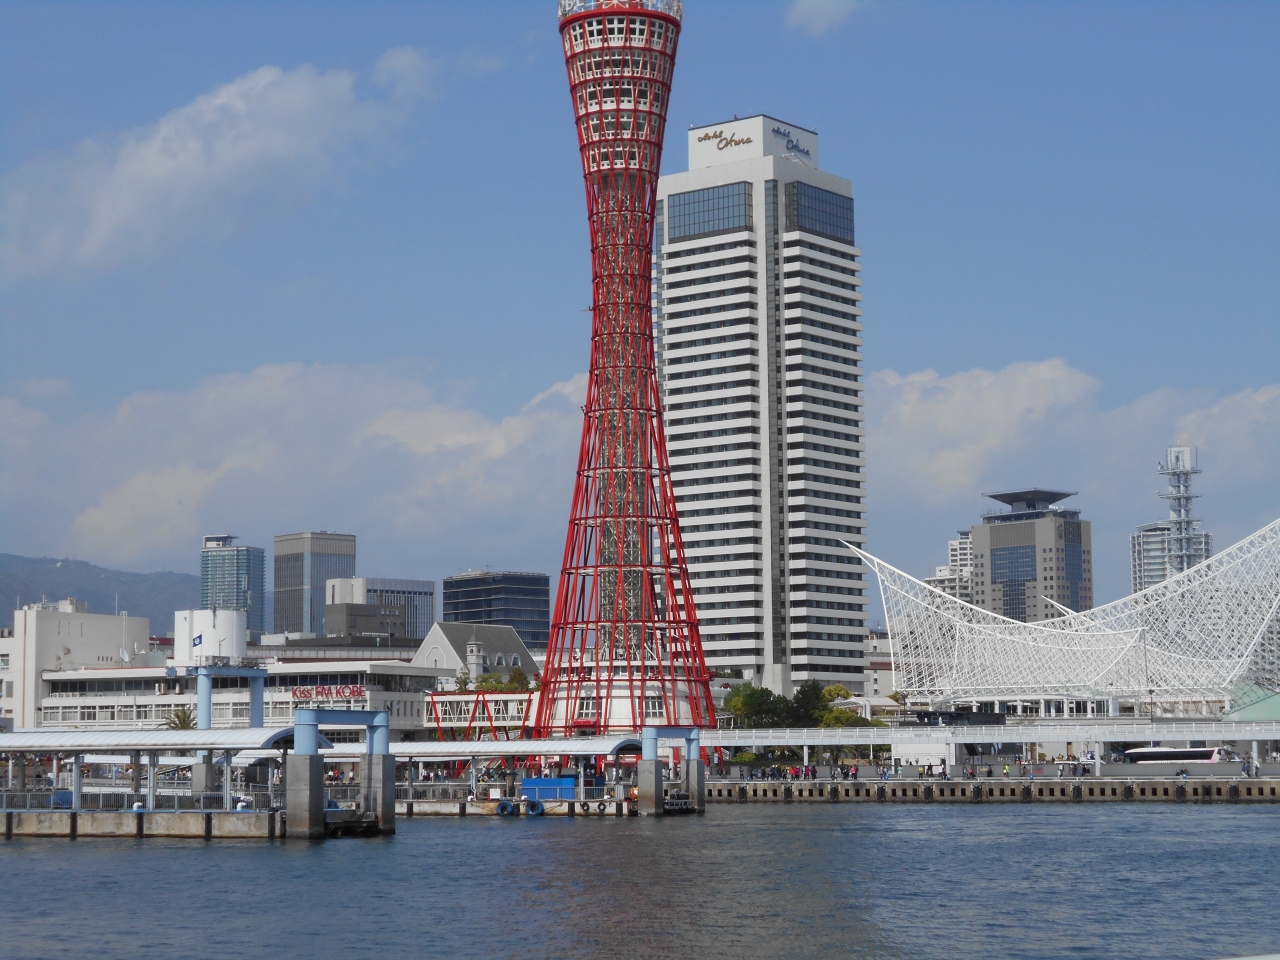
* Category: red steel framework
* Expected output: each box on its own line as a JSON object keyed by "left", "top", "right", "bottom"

{"left": 535, "top": 0, "right": 714, "bottom": 736}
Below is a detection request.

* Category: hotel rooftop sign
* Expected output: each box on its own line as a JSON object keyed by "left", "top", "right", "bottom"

{"left": 688, "top": 114, "right": 819, "bottom": 170}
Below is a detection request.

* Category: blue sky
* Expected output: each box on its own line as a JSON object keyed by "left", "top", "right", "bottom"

{"left": 1, "top": 0, "right": 1277, "bottom": 612}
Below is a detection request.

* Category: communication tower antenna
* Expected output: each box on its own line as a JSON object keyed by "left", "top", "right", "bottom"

{"left": 1160, "top": 446, "right": 1202, "bottom": 576}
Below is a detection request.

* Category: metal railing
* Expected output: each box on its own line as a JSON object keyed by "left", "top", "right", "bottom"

{"left": 0, "top": 790, "right": 277, "bottom": 812}
{"left": 396, "top": 784, "right": 474, "bottom": 802}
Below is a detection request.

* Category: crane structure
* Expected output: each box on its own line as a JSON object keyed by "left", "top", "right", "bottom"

{"left": 535, "top": 0, "right": 715, "bottom": 736}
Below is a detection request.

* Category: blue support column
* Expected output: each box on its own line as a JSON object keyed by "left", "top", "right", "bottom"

{"left": 642, "top": 726, "right": 659, "bottom": 761}
{"left": 371, "top": 712, "right": 390, "bottom": 755}
{"left": 197, "top": 671, "right": 213, "bottom": 730}
{"left": 685, "top": 728, "right": 700, "bottom": 762}
{"left": 287, "top": 707, "right": 392, "bottom": 836}
{"left": 248, "top": 676, "right": 264, "bottom": 728}
{"left": 294, "top": 708, "right": 319, "bottom": 755}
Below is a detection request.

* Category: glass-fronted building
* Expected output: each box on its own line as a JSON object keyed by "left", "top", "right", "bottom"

{"left": 441, "top": 571, "right": 550, "bottom": 652}
{"left": 273, "top": 532, "right": 356, "bottom": 636}
{"left": 654, "top": 115, "right": 867, "bottom": 694}
{"left": 200, "top": 535, "right": 266, "bottom": 634}
{"left": 969, "top": 491, "right": 1094, "bottom": 623}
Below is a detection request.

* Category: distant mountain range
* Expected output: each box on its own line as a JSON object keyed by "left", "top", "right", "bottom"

{"left": 0, "top": 553, "right": 201, "bottom": 633}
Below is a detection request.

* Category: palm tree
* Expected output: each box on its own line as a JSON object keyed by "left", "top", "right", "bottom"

{"left": 165, "top": 705, "right": 197, "bottom": 730}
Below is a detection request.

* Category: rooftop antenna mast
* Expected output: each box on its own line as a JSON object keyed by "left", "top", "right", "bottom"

{"left": 1160, "top": 446, "right": 1202, "bottom": 576}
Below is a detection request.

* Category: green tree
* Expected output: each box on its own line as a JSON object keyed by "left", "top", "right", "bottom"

{"left": 817, "top": 708, "right": 887, "bottom": 728}
{"left": 507, "top": 666, "right": 529, "bottom": 691}
{"left": 788, "top": 680, "right": 826, "bottom": 727}
{"left": 165, "top": 705, "right": 197, "bottom": 729}
{"left": 723, "top": 684, "right": 789, "bottom": 728}
{"left": 455, "top": 669, "right": 471, "bottom": 693}
{"left": 820, "top": 684, "right": 852, "bottom": 703}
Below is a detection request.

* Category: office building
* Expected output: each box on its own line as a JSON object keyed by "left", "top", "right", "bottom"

{"left": 654, "top": 115, "right": 867, "bottom": 694}
{"left": 442, "top": 572, "right": 550, "bottom": 651}
{"left": 323, "top": 602, "right": 408, "bottom": 643}
{"left": 273, "top": 532, "right": 356, "bottom": 636}
{"left": 970, "top": 490, "right": 1093, "bottom": 623}
{"left": 200, "top": 535, "right": 266, "bottom": 633}
{"left": 1131, "top": 446, "right": 1213, "bottom": 593}
{"left": 325, "top": 577, "right": 435, "bottom": 640}
{"left": 2, "top": 599, "right": 151, "bottom": 728}
{"left": 923, "top": 567, "right": 974, "bottom": 606}
{"left": 924, "top": 530, "right": 974, "bottom": 604}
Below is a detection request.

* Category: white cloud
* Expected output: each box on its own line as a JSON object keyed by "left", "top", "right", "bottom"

{"left": 16, "top": 377, "right": 74, "bottom": 401}
{"left": 1, "top": 51, "right": 432, "bottom": 281}
{"left": 868, "top": 359, "right": 1098, "bottom": 497}
{"left": 73, "top": 453, "right": 267, "bottom": 559}
{"left": 1175, "top": 384, "right": 1280, "bottom": 484}
{"left": 373, "top": 47, "right": 439, "bottom": 100}
{"left": 786, "top": 0, "right": 865, "bottom": 36}
{"left": 2, "top": 356, "right": 1277, "bottom": 609}
{"left": 865, "top": 360, "right": 1280, "bottom": 606}
{"left": 0, "top": 363, "right": 586, "bottom": 573}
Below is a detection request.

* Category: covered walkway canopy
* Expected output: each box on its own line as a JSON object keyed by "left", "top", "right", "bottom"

{"left": 0, "top": 727, "right": 331, "bottom": 753}
{"left": 322, "top": 735, "right": 644, "bottom": 761}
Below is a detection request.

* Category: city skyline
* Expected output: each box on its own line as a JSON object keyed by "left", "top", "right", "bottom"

{"left": 1, "top": 1, "right": 1276, "bottom": 611}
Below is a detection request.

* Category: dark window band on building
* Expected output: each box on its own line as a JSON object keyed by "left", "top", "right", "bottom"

{"left": 785, "top": 181, "right": 855, "bottom": 245}
{"left": 442, "top": 571, "right": 550, "bottom": 651}
{"left": 991, "top": 543, "right": 1036, "bottom": 622}
{"left": 668, "top": 182, "right": 753, "bottom": 242}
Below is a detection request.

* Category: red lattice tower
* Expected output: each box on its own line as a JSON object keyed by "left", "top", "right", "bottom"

{"left": 535, "top": 0, "right": 714, "bottom": 736}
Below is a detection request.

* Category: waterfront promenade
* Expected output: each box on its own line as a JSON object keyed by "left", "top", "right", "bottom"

{"left": 703, "top": 776, "right": 1280, "bottom": 805}
{"left": 702, "top": 719, "right": 1280, "bottom": 750}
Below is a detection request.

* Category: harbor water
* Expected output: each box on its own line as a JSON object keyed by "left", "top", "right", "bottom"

{"left": 2, "top": 804, "right": 1278, "bottom": 959}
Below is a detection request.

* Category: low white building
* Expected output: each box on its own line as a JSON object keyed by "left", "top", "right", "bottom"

{"left": 2, "top": 599, "right": 152, "bottom": 728}
{"left": 38, "top": 659, "right": 449, "bottom": 740}
{"left": 173, "top": 608, "right": 247, "bottom": 663}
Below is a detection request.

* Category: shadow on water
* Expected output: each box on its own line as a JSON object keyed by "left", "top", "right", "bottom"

{"left": 1, "top": 804, "right": 1278, "bottom": 959}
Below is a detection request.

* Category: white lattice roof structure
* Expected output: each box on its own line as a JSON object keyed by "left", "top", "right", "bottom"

{"left": 848, "top": 517, "right": 1280, "bottom": 705}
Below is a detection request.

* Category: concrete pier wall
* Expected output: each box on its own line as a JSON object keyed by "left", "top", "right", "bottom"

{"left": 702, "top": 778, "right": 1280, "bottom": 804}
{"left": 3, "top": 810, "right": 280, "bottom": 839}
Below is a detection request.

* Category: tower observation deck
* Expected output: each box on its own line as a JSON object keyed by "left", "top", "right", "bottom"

{"left": 535, "top": 0, "right": 715, "bottom": 736}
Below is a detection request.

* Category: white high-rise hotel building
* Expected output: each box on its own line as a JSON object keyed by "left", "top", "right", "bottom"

{"left": 654, "top": 116, "right": 867, "bottom": 695}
